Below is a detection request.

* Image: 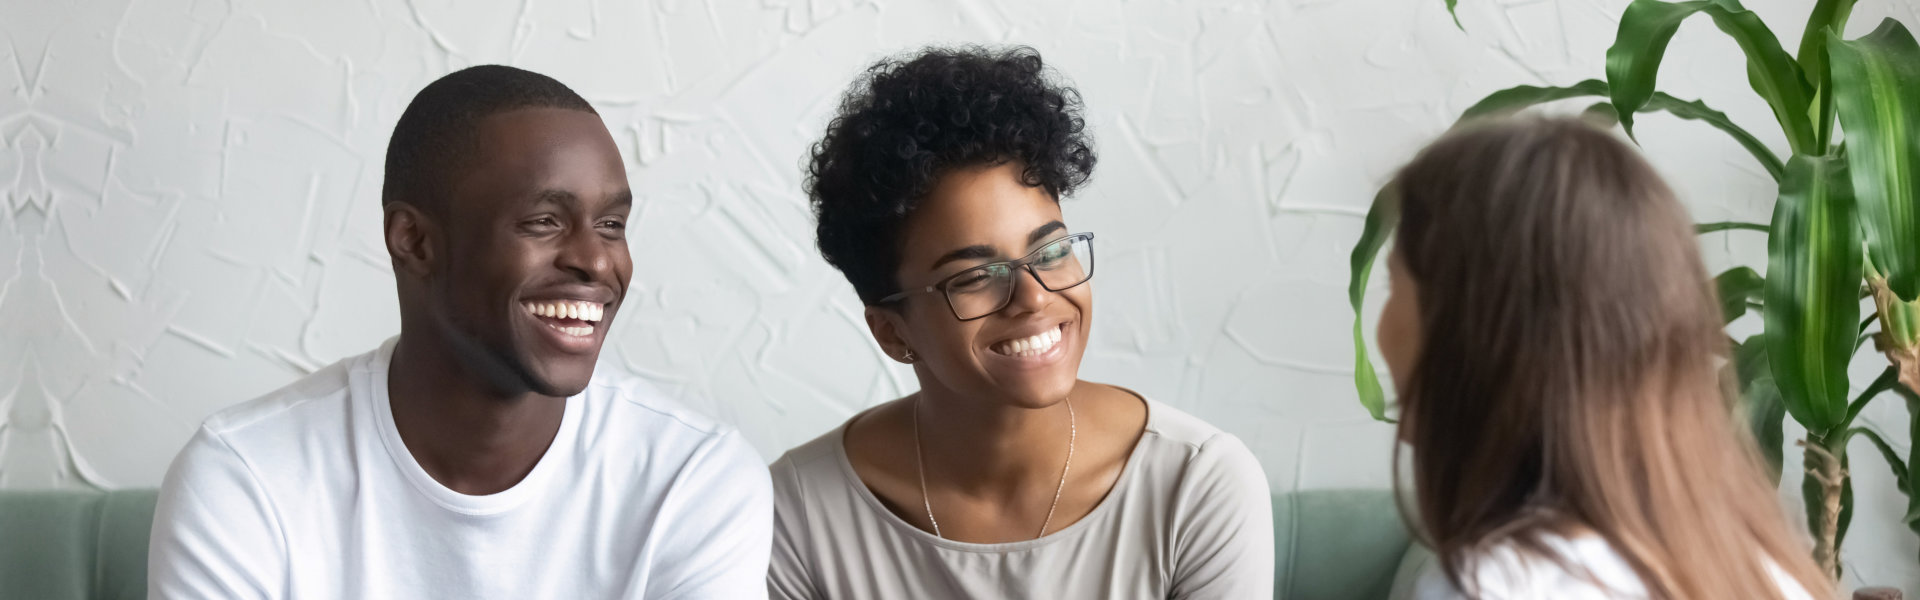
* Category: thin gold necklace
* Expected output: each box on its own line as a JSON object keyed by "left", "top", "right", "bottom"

{"left": 913, "top": 395, "right": 1076, "bottom": 540}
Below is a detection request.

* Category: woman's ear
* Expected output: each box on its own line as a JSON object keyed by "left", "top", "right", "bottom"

{"left": 384, "top": 202, "right": 437, "bottom": 278}
{"left": 865, "top": 305, "right": 916, "bottom": 364}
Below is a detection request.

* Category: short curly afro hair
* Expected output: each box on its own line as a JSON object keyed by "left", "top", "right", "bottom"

{"left": 807, "top": 45, "right": 1097, "bottom": 305}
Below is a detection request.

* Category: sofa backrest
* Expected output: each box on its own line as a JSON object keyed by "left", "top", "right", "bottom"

{"left": 2, "top": 488, "right": 1424, "bottom": 599}
{"left": 1273, "top": 488, "right": 1425, "bottom": 600}
{"left": 0, "top": 489, "right": 157, "bottom": 600}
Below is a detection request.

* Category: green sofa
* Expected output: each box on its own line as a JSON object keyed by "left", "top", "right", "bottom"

{"left": 0, "top": 488, "right": 1428, "bottom": 599}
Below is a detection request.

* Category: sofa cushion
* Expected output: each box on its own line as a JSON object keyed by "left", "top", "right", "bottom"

{"left": 1273, "top": 488, "right": 1418, "bottom": 600}
{"left": 0, "top": 489, "right": 154, "bottom": 600}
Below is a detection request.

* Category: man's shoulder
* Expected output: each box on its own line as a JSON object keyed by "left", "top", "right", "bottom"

{"left": 575, "top": 369, "right": 769, "bottom": 473}
{"left": 199, "top": 348, "right": 369, "bottom": 440}
{"left": 578, "top": 368, "right": 735, "bottom": 438}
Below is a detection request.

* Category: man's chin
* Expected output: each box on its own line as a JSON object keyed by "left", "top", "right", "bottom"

{"left": 519, "top": 355, "right": 599, "bottom": 398}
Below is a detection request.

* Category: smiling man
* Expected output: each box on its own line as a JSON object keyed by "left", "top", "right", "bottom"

{"left": 147, "top": 66, "right": 772, "bottom": 599}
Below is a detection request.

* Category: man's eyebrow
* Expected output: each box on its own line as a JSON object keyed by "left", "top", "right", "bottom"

{"left": 1028, "top": 220, "right": 1067, "bottom": 245}
{"left": 607, "top": 189, "right": 633, "bottom": 210}
{"left": 529, "top": 189, "right": 580, "bottom": 206}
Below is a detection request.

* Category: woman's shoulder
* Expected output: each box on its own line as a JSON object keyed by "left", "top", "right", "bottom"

{"left": 771, "top": 399, "right": 915, "bottom": 500}
{"left": 1407, "top": 533, "right": 1648, "bottom": 600}
{"left": 1407, "top": 532, "right": 1814, "bottom": 600}
{"left": 1105, "top": 388, "right": 1251, "bottom": 464}
{"left": 1090, "top": 387, "right": 1267, "bottom": 500}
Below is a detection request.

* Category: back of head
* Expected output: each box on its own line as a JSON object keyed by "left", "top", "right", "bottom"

{"left": 1390, "top": 117, "right": 1829, "bottom": 598}
{"left": 382, "top": 65, "right": 597, "bottom": 214}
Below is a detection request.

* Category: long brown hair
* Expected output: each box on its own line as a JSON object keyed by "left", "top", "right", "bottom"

{"left": 1389, "top": 117, "right": 1831, "bottom": 599}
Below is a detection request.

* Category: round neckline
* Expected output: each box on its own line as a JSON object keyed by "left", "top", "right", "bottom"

{"left": 366, "top": 337, "right": 580, "bottom": 516}
{"left": 831, "top": 392, "right": 1155, "bottom": 553}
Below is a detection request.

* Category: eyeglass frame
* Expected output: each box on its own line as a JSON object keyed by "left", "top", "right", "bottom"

{"left": 876, "top": 232, "right": 1097, "bottom": 322}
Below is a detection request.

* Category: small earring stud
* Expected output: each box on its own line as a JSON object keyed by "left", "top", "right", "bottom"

{"left": 902, "top": 349, "right": 915, "bottom": 362}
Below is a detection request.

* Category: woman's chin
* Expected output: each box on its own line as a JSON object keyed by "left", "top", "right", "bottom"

{"left": 989, "top": 377, "right": 1080, "bottom": 410}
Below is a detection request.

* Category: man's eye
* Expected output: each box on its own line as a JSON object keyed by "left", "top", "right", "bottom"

{"left": 598, "top": 220, "right": 626, "bottom": 230}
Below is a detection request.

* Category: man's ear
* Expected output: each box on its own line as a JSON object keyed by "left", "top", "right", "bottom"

{"left": 864, "top": 305, "right": 915, "bottom": 364}
{"left": 384, "top": 202, "right": 437, "bottom": 278}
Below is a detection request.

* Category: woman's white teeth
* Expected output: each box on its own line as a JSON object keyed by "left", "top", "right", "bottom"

{"left": 994, "top": 327, "right": 1062, "bottom": 357}
{"left": 521, "top": 300, "right": 605, "bottom": 323}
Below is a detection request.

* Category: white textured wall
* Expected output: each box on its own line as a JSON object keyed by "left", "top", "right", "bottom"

{"left": 5, "top": 0, "right": 1918, "bottom": 591}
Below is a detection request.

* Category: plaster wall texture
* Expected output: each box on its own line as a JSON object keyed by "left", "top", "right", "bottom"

{"left": 4, "top": 0, "right": 1918, "bottom": 592}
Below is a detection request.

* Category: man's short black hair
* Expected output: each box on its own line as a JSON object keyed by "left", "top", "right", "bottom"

{"left": 807, "top": 45, "right": 1097, "bottom": 305}
{"left": 382, "top": 65, "right": 597, "bottom": 212}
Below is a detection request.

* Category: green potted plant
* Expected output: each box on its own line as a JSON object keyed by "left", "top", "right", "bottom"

{"left": 1345, "top": 0, "right": 1920, "bottom": 579}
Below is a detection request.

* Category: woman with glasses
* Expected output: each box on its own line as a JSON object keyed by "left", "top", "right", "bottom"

{"left": 766, "top": 45, "right": 1274, "bottom": 599}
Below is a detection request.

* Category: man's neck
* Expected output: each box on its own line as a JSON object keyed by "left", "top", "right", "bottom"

{"left": 385, "top": 333, "right": 567, "bottom": 496}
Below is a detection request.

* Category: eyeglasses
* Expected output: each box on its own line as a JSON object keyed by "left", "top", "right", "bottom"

{"left": 879, "top": 232, "right": 1096, "bottom": 321}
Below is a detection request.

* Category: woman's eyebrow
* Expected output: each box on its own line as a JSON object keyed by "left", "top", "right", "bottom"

{"left": 928, "top": 220, "right": 1072, "bottom": 270}
{"left": 1027, "top": 220, "right": 1066, "bottom": 245}
{"left": 929, "top": 245, "right": 999, "bottom": 271}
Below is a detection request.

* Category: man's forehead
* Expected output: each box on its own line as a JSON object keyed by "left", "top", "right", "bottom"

{"left": 443, "top": 108, "right": 627, "bottom": 212}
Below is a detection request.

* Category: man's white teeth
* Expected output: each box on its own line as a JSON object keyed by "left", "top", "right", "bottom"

{"left": 520, "top": 300, "right": 605, "bottom": 323}
{"left": 994, "top": 327, "right": 1063, "bottom": 357}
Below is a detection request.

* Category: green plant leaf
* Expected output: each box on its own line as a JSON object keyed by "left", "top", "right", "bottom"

{"left": 1735, "top": 335, "right": 1786, "bottom": 484}
{"left": 1642, "top": 93, "right": 1788, "bottom": 180}
{"left": 1458, "top": 80, "right": 1611, "bottom": 123}
{"left": 1842, "top": 366, "right": 1899, "bottom": 431}
{"left": 1829, "top": 20, "right": 1920, "bottom": 301}
{"left": 1697, "top": 221, "right": 1771, "bottom": 234}
{"left": 1458, "top": 80, "right": 1784, "bottom": 179}
{"left": 1799, "top": 0, "right": 1857, "bottom": 146}
{"left": 1445, "top": 0, "right": 1462, "bottom": 30}
{"left": 1900, "top": 385, "right": 1920, "bottom": 538}
{"left": 1580, "top": 101, "right": 1621, "bottom": 129}
{"left": 1717, "top": 266, "right": 1765, "bottom": 323}
{"left": 1348, "top": 186, "right": 1399, "bottom": 422}
{"left": 1838, "top": 452, "right": 1854, "bottom": 561}
{"left": 1765, "top": 154, "right": 1860, "bottom": 435}
{"left": 1606, "top": 0, "right": 1815, "bottom": 154}
{"left": 1850, "top": 426, "right": 1911, "bottom": 495}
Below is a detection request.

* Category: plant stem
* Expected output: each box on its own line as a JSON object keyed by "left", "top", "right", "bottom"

{"left": 1803, "top": 438, "right": 1846, "bottom": 578}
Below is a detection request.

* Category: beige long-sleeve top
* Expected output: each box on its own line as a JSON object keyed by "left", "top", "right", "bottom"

{"left": 767, "top": 398, "right": 1275, "bottom": 599}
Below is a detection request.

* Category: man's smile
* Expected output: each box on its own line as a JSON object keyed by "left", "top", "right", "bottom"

{"left": 520, "top": 298, "right": 611, "bottom": 354}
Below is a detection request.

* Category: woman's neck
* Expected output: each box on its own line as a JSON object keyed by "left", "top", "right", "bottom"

{"left": 912, "top": 383, "right": 1078, "bottom": 494}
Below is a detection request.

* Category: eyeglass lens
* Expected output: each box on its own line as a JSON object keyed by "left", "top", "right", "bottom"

{"left": 943, "top": 235, "right": 1093, "bottom": 320}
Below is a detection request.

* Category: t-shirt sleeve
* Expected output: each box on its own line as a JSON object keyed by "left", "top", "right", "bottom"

{"left": 147, "top": 426, "right": 287, "bottom": 600}
{"left": 1168, "top": 433, "right": 1276, "bottom": 600}
{"left": 643, "top": 430, "right": 775, "bottom": 600}
{"left": 764, "top": 455, "right": 815, "bottom": 600}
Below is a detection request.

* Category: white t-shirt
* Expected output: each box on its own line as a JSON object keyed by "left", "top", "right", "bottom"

{"left": 148, "top": 337, "right": 773, "bottom": 599}
{"left": 766, "top": 397, "right": 1275, "bottom": 599}
{"left": 1407, "top": 532, "right": 1813, "bottom": 600}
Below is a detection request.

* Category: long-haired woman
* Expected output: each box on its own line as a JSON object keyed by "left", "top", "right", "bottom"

{"left": 1378, "top": 118, "right": 1833, "bottom": 599}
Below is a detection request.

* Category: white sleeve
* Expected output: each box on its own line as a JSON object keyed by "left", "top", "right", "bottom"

{"left": 643, "top": 430, "right": 775, "bottom": 600}
{"left": 1168, "top": 433, "right": 1276, "bottom": 600}
{"left": 147, "top": 427, "right": 287, "bottom": 600}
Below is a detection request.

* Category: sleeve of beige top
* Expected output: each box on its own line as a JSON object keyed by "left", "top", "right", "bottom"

{"left": 765, "top": 454, "right": 818, "bottom": 600}
{"left": 1168, "top": 433, "right": 1276, "bottom": 600}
